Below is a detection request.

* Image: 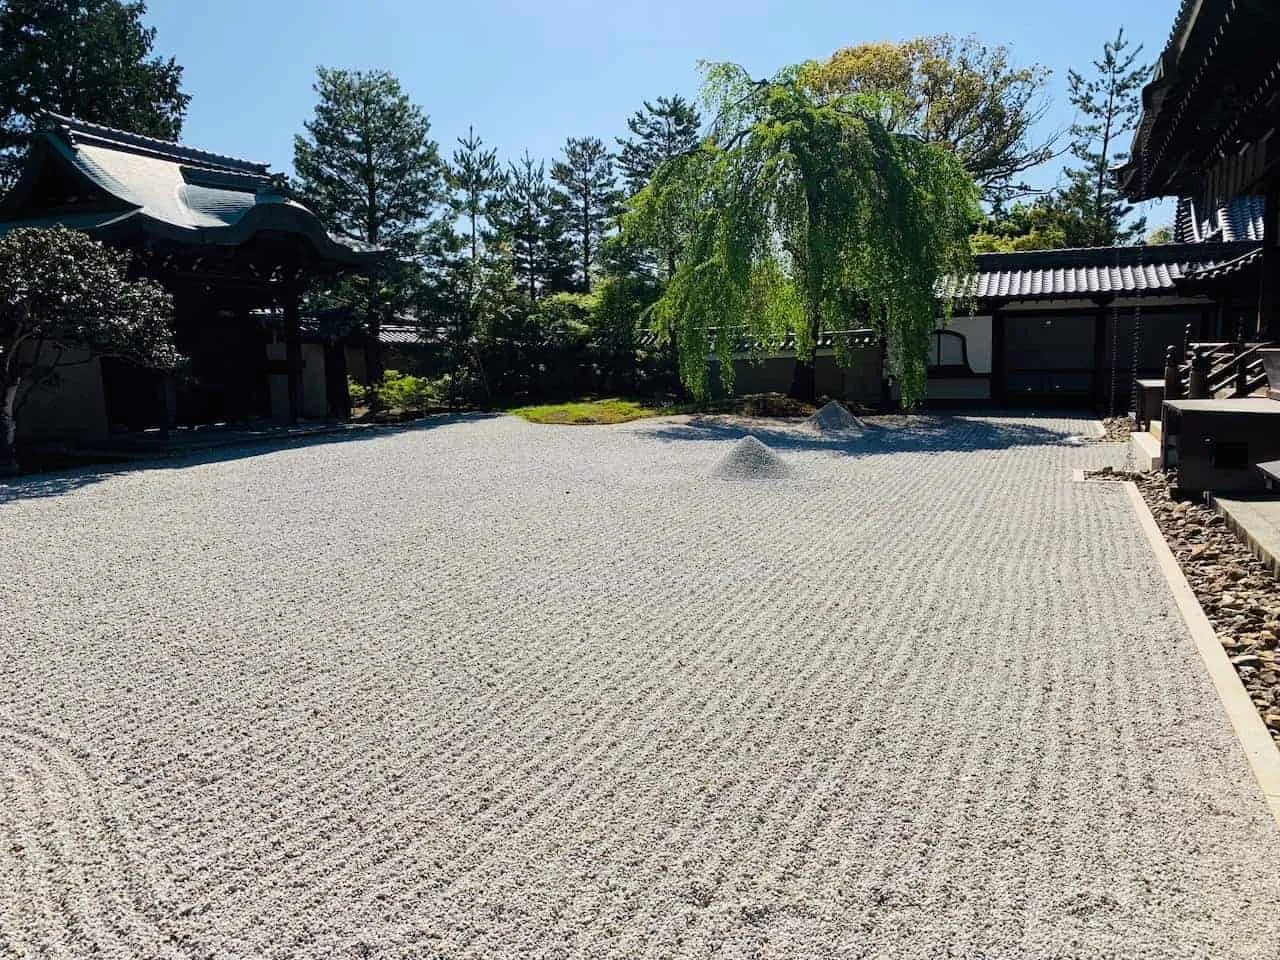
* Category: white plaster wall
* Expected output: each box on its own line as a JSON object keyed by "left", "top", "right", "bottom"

{"left": 944, "top": 315, "right": 992, "bottom": 374}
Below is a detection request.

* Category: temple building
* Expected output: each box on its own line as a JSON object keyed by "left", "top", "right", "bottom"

{"left": 1111, "top": 0, "right": 1280, "bottom": 493}
{"left": 0, "top": 112, "right": 385, "bottom": 446}
{"left": 1119, "top": 0, "right": 1279, "bottom": 340}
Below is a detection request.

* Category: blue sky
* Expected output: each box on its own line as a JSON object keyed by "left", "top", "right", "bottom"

{"left": 145, "top": 0, "right": 1178, "bottom": 224}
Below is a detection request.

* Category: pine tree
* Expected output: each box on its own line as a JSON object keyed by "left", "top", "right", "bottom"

{"left": 615, "top": 96, "right": 703, "bottom": 282}
{"left": 294, "top": 68, "right": 445, "bottom": 256}
{"left": 437, "top": 127, "right": 505, "bottom": 403}
{"left": 447, "top": 126, "right": 505, "bottom": 299}
{"left": 293, "top": 68, "right": 447, "bottom": 387}
{"left": 550, "top": 136, "right": 621, "bottom": 293}
{"left": 493, "top": 152, "right": 575, "bottom": 301}
{"left": 0, "top": 0, "right": 189, "bottom": 187}
{"left": 1060, "top": 28, "right": 1148, "bottom": 246}
{"left": 616, "top": 95, "right": 702, "bottom": 195}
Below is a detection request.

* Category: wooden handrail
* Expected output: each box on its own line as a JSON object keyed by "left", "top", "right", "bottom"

{"left": 1177, "top": 341, "right": 1274, "bottom": 399}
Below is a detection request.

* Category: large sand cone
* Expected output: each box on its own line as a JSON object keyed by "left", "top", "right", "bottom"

{"left": 711, "top": 435, "right": 793, "bottom": 479}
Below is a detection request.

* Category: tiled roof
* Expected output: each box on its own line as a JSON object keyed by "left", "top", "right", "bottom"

{"left": 1183, "top": 246, "right": 1264, "bottom": 282}
{"left": 0, "top": 113, "right": 385, "bottom": 266}
{"left": 949, "top": 241, "right": 1261, "bottom": 302}
{"left": 48, "top": 112, "right": 270, "bottom": 174}
{"left": 380, "top": 324, "right": 436, "bottom": 345}
{"left": 1174, "top": 195, "right": 1265, "bottom": 243}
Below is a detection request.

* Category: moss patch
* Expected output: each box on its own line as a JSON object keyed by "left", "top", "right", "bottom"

{"left": 507, "top": 398, "right": 679, "bottom": 425}
{"left": 507, "top": 393, "right": 822, "bottom": 425}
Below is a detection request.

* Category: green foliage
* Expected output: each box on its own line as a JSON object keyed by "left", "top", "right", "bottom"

{"left": 617, "top": 96, "right": 703, "bottom": 195}
{"left": 550, "top": 136, "right": 622, "bottom": 293}
{"left": 1146, "top": 224, "right": 1175, "bottom": 245}
{"left": 294, "top": 68, "right": 446, "bottom": 255}
{"left": 0, "top": 0, "right": 189, "bottom": 187}
{"left": 294, "top": 68, "right": 445, "bottom": 389}
{"left": 971, "top": 199, "right": 1072, "bottom": 252}
{"left": 615, "top": 95, "right": 703, "bottom": 283}
{"left": 347, "top": 376, "right": 367, "bottom": 408}
{"left": 0, "top": 226, "right": 177, "bottom": 469}
{"left": 802, "top": 36, "right": 1054, "bottom": 205}
{"left": 1059, "top": 28, "right": 1148, "bottom": 246}
{"left": 625, "top": 62, "right": 978, "bottom": 406}
{"left": 492, "top": 152, "right": 576, "bottom": 301}
{"left": 350, "top": 368, "right": 450, "bottom": 415}
{"left": 375, "top": 369, "right": 448, "bottom": 413}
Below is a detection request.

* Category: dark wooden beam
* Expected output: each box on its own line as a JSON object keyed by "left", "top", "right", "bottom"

{"left": 1092, "top": 302, "right": 1109, "bottom": 410}
{"left": 1260, "top": 179, "right": 1280, "bottom": 339}
{"left": 284, "top": 285, "right": 302, "bottom": 424}
{"left": 991, "top": 310, "right": 1006, "bottom": 406}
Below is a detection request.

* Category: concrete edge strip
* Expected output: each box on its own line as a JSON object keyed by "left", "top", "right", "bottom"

{"left": 1122, "top": 480, "right": 1280, "bottom": 824}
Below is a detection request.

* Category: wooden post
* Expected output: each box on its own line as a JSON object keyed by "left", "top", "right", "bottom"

{"left": 1188, "top": 349, "right": 1211, "bottom": 399}
{"left": 160, "top": 373, "right": 177, "bottom": 440}
{"left": 1092, "top": 298, "right": 1110, "bottom": 410}
{"left": 1163, "top": 345, "right": 1181, "bottom": 402}
{"left": 1259, "top": 182, "right": 1279, "bottom": 340}
{"left": 284, "top": 285, "right": 302, "bottom": 425}
{"left": 991, "top": 308, "right": 1006, "bottom": 405}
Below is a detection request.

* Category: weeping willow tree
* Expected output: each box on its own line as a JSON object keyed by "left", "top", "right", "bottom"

{"left": 624, "top": 62, "right": 978, "bottom": 406}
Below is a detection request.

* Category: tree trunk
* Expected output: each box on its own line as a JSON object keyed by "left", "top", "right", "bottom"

{"left": 0, "top": 379, "right": 19, "bottom": 476}
{"left": 791, "top": 179, "right": 822, "bottom": 405}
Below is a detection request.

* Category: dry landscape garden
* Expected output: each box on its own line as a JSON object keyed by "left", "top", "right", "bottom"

{"left": 5, "top": 412, "right": 1280, "bottom": 957}
{"left": 3, "top": 0, "right": 1280, "bottom": 958}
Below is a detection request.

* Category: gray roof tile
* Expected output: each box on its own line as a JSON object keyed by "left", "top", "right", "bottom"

{"left": 950, "top": 241, "right": 1261, "bottom": 301}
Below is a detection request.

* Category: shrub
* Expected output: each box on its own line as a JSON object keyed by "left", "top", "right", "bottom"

{"left": 376, "top": 369, "right": 447, "bottom": 412}
{"left": 348, "top": 376, "right": 368, "bottom": 407}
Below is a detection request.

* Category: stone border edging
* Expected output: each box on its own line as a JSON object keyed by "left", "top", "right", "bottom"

{"left": 1121, "top": 480, "right": 1280, "bottom": 823}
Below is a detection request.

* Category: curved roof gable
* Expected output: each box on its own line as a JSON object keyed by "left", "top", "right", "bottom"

{"left": 0, "top": 112, "right": 384, "bottom": 266}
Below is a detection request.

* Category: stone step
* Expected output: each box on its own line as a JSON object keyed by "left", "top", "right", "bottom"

{"left": 1150, "top": 419, "right": 1163, "bottom": 442}
{"left": 1130, "top": 431, "right": 1162, "bottom": 472}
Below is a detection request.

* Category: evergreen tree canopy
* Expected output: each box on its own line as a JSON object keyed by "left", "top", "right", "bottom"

{"left": 293, "top": 67, "right": 446, "bottom": 255}
{"left": 802, "top": 35, "right": 1054, "bottom": 205}
{"left": 615, "top": 95, "right": 703, "bottom": 283}
{"left": 447, "top": 125, "right": 505, "bottom": 297}
{"left": 1058, "top": 28, "right": 1148, "bottom": 246}
{"left": 0, "top": 0, "right": 188, "bottom": 187}
{"left": 625, "top": 62, "right": 978, "bottom": 406}
{"left": 616, "top": 95, "right": 703, "bottom": 195}
{"left": 493, "top": 152, "right": 574, "bottom": 301}
{"left": 293, "top": 68, "right": 446, "bottom": 387}
{"left": 551, "top": 136, "right": 621, "bottom": 293}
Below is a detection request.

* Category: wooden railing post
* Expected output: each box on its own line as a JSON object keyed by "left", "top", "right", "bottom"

{"left": 1189, "top": 349, "right": 1211, "bottom": 399}
{"left": 1164, "top": 345, "right": 1182, "bottom": 401}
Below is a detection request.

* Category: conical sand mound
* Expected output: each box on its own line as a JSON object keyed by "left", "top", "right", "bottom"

{"left": 807, "top": 400, "right": 865, "bottom": 435}
{"left": 711, "top": 435, "right": 793, "bottom": 480}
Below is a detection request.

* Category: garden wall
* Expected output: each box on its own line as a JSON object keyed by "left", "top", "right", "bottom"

{"left": 732, "top": 344, "right": 884, "bottom": 402}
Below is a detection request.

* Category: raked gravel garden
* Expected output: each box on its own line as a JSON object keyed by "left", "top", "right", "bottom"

{"left": 3, "top": 411, "right": 1280, "bottom": 958}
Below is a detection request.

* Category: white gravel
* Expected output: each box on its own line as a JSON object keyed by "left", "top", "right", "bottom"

{"left": 2, "top": 411, "right": 1279, "bottom": 958}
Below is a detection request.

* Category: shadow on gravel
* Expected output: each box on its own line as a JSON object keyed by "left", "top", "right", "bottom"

{"left": 0, "top": 412, "right": 499, "bottom": 505}
{"left": 636, "top": 412, "right": 1077, "bottom": 456}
